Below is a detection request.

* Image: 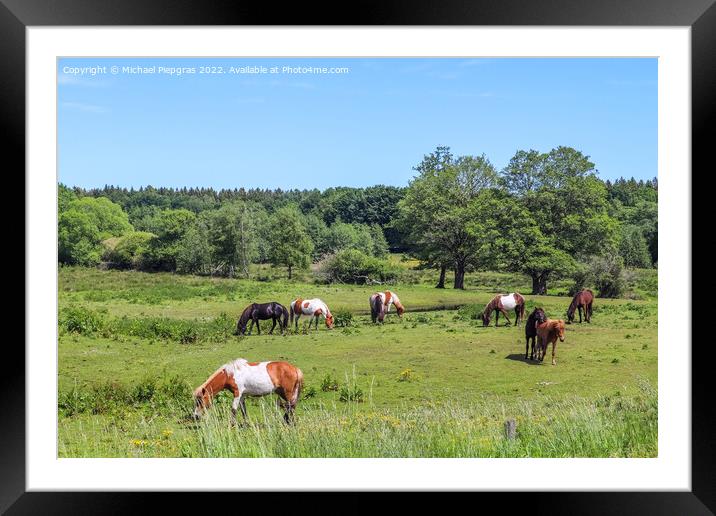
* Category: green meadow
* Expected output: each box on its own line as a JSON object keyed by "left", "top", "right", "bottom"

{"left": 58, "top": 264, "right": 657, "bottom": 458}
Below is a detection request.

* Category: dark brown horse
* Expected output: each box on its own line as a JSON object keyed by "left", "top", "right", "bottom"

{"left": 235, "top": 302, "right": 289, "bottom": 336}
{"left": 481, "top": 292, "right": 526, "bottom": 327}
{"left": 567, "top": 289, "right": 594, "bottom": 324}
{"left": 525, "top": 307, "right": 547, "bottom": 360}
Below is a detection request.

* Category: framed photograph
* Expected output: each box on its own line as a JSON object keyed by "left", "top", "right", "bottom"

{"left": 9, "top": 0, "right": 712, "bottom": 512}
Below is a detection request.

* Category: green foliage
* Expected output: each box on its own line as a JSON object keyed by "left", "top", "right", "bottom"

{"left": 332, "top": 308, "right": 354, "bottom": 327}
{"left": 587, "top": 255, "right": 626, "bottom": 298}
{"left": 59, "top": 197, "right": 133, "bottom": 265}
{"left": 140, "top": 209, "right": 196, "bottom": 271}
{"left": 59, "top": 306, "right": 106, "bottom": 335}
{"left": 103, "top": 231, "right": 156, "bottom": 268}
{"left": 619, "top": 224, "right": 653, "bottom": 268}
{"left": 320, "top": 249, "right": 399, "bottom": 284}
{"left": 265, "top": 204, "right": 314, "bottom": 279}
{"left": 320, "top": 374, "right": 340, "bottom": 392}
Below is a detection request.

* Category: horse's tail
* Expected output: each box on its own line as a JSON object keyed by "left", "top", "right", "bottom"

{"left": 289, "top": 301, "right": 295, "bottom": 326}
{"left": 281, "top": 304, "right": 289, "bottom": 330}
{"left": 371, "top": 294, "right": 384, "bottom": 322}
{"left": 294, "top": 367, "right": 304, "bottom": 404}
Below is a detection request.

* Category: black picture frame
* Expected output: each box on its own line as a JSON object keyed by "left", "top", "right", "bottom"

{"left": 6, "top": 0, "right": 712, "bottom": 513}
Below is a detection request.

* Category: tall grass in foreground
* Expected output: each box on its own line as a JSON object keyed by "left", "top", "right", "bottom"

{"left": 59, "top": 379, "right": 657, "bottom": 458}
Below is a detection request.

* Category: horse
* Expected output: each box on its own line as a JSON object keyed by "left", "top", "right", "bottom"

{"left": 567, "top": 289, "right": 594, "bottom": 324}
{"left": 525, "top": 307, "right": 547, "bottom": 360}
{"left": 193, "top": 358, "right": 303, "bottom": 425}
{"left": 235, "top": 302, "right": 289, "bottom": 336}
{"left": 289, "top": 298, "right": 334, "bottom": 330}
{"left": 370, "top": 290, "right": 405, "bottom": 323}
{"left": 535, "top": 319, "right": 566, "bottom": 365}
{"left": 481, "top": 292, "right": 526, "bottom": 327}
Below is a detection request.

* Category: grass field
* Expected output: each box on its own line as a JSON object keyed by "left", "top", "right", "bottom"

{"left": 58, "top": 264, "right": 658, "bottom": 458}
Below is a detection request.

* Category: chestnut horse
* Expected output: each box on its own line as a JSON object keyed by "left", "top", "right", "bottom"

{"left": 567, "top": 289, "right": 594, "bottom": 324}
{"left": 289, "top": 298, "right": 334, "bottom": 330}
{"left": 481, "top": 293, "right": 526, "bottom": 327}
{"left": 535, "top": 319, "right": 566, "bottom": 365}
{"left": 193, "top": 358, "right": 303, "bottom": 425}
{"left": 525, "top": 307, "right": 547, "bottom": 360}
{"left": 235, "top": 302, "right": 289, "bottom": 336}
{"left": 370, "top": 290, "right": 405, "bottom": 323}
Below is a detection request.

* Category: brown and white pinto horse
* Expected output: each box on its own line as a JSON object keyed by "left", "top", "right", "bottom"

{"left": 567, "top": 289, "right": 594, "bottom": 324}
{"left": 193, "top": 358, "right": 303, "bottom": 425}
{"left": 289, "top": 298, "right": 334, "bottom": 330}
{"left": 481, "top": 293, "right": 526, "bottom": 327}
{"left": 370, "top": 290, "right": 405, "bottom": 323}
{"left": 535, "top": 319, "right": 566, "bottom": 365}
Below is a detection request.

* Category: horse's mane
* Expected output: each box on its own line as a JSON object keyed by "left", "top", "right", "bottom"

{"left": 482, "top": 295, "right": 501, "bottom": 317}
{"left": 224, "top": 358, "right": 249, "bottom": 375}
{"left": 238, "top": 304, "right": 255, "bottom": 324}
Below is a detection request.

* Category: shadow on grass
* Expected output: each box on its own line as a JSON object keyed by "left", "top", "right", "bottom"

{"left": 504, "top": 353, "right": 544, "bottom": 366}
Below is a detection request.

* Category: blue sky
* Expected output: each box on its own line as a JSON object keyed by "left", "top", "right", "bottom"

{"left": 58, "top": 57, "right": 657, "bottom": 190}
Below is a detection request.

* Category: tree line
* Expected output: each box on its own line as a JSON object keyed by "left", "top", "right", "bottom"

{"left": 58, "top": 145, "right": 657, "bottom": 295}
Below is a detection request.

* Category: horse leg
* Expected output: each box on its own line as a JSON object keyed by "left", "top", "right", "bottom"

{"left": 525, "top": 337, "right": 529, "bottom": 359}
{"left": 314, "top": 314, "right": 320, "bottom": 330}
{"left": 514, "top": 308, "right": 519, "bottom": 326}
{"left": 231, "top": 391, "right": 245, "bottom": 426}
{"left": 255, "top": 317, "right": 261, "bottom": 335}
{"left": 247, "top": 319, "right": 254, "bottom": 336}
{"left": 578, "top": 306, "right": 582, "bottom": 323}
{"left": 269, "top": 318, "right": 276, "bottom": 335}
{"left": 551, "top": 339, "right": 557, "bottom": 366}
{"left": 294, "top": 313, "right": 301, "bottom": 330}
{"left": 499, "top": 308, "right": 511, "bottom": 327}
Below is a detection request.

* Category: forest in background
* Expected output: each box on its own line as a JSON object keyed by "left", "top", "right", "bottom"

{"left": 58, "top": 145, "right": 657, "bottom": 295}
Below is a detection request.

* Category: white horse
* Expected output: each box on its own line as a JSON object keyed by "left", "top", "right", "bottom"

{"left": 289, "top": 298, "right": 334, "bottom": 330}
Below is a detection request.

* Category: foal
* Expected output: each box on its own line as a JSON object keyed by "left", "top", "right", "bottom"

{"left": 525, "top": 307, "right": 547, "bottom": 360}
{"left": 535, "top": 319, "right": 566, "bottom": 366}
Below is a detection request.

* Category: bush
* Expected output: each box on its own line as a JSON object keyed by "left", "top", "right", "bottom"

{"left": 102, "top": 231, "right": 155, "bottom": 268}
{"left": 569, "top": 262, "right": 591, "bottom": 297}
{"left": 59, "top": 306, "right": 106, "bottom": 335}
{"left": 319, "top": 249, "right": 400, "bottom": 284}
{"left": 320, "top": 374, "right": 339, "bottom": 392}
{"left": 589, "top": 254, "right": 626, "bottom": 298}
{"left": 332, "top": 308, "right": 354, "bottom": 327}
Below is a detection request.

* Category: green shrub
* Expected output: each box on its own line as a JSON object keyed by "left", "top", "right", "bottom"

{"left": 339, "top": 384, "right": 364, "bottom": 403}
{"left": 321, "top": 249, "right": 400, "bottom": 284}
{"left": 59, "top": 306, "right": 106, "bottom": 335}
{"left": 102, "top": 231, "right": 155, "bottom": 268}
{"left": 320, "top": 374, "right": 339, "bottom": 392}
{"left": 332, "top": 308, "right": 354, "bottom": 327}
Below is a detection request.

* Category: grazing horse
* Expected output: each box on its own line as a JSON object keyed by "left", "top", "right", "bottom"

{"left": 481, "top": 293, "right": 526, "bottom": 327}
{"left": 289, "top": 298, "right": 334, "bottom": 330}
{"left": 370, "top": 290, "right": 405, "bottom": 323}
{"left": 193, "top": 358, "right": 303, "bottom": 425}
{"left": 535, "top": 319, "right": 566, "bottom": 365}
{"left": 567, "top": 289, "right": 594, "bottom": 324}
{"left": 525, "top": 307, "right": 547, "bottom": 360}
{"left": 235, "top": 302, "right": 289, "bottom": 336}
